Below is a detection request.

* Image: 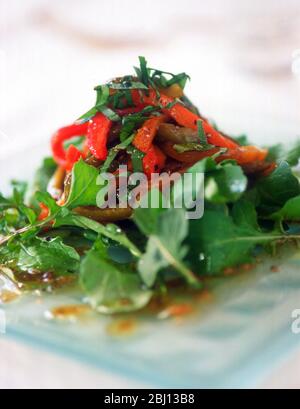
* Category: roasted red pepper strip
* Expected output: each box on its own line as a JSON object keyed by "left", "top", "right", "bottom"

{"left": 133, "top": 89, "right": 238, "bottom": 149}
{"left": 143, "top": 145, "right": 166, "bottom": 177}
{"left": 87, "top": 112, "right": 112, "bottom": 160}
{"left": 51, "top": 122, "right": 88, "bottom": 169}
{"left": 216, "top": 145, "right": 268, "bottom": 165}
{"left": 65, "top": 144, "right": 83, "bottom": 171}
{"left": 38, "top": 203, "right": 50, "bottom": 221}
{"left": 133, "top": 115, "right": 166, "bottom": 153}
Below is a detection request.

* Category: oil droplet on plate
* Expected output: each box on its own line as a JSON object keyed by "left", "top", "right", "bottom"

{"left": 158, "top": 303, "right": 194, "bottom": 320}
{"left": 45, "top": 304, "right": 91, "bottom": 322}
{"left": 106, "top": 319, "right": 137, "bottom": 336}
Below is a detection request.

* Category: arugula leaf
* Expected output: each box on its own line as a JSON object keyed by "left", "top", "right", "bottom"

{"left": 0, "top": 193, "right": 12, "bottom": 210}
{"left": 80, "top": 240, "right": 152, "bottom": 313}
{"left": 186, "top": 157, "right": 247, "bottom": 204}
{"left": 65, "top": 159, "right": 100, "bottom": 209}
{"left": 270, "top": 195, "right": 300, "bottom": 221}
{"left": 187, "top": 209, "right": 271, "bottom": 274}
{"left": 32, "top": 157, "right": 57, "bottom": 194}
{"left": 18, "top": 204, "right": 37, "bottom": 224}
{"left": 135, "top": 207, "right": 201, "bottom": 288}
{"left": 0, "top": 237, "right": 80, "bottom": 274}
{"left": 133, "top": 189, "right": 165, "bottom": 235}
{"left": 256, "top": 161, "right": 300, "bottom": 210}
{"left": 232, "top": 199, "right": 260, "bottom": 231}
{"left": 11, "top": 180, "right": 28, "bottom": 204}
{"left": 205, "top": 162, "right": 247, "bottom": 203}
{"left": 283, "top": 140, "right": 300, "bottom": 166}
{"left": 266, "top": 140, "right": 300, "bottom": 166}
{"left": 55, "top": 213, "right": 141, "bottom": 257}
{"left": 35, "top": 191, "right": 60, "bottom": 214}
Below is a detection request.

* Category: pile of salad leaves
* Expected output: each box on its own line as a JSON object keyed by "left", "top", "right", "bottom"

{"left": 1, "top": 59, "right": 300, "bottom": 314}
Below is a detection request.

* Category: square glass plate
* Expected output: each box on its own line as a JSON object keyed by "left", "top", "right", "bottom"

{"left": 1, "top": 143, "right": 300, "bottom": 388}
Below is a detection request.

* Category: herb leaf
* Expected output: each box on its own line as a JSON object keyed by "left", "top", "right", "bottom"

{"left": 256, "top": 161, "right": 300, "bottom": 211}
{"left": 65, "top": 159, "right": 100, "bottom": 209}
{"left": 0, "top": 237, "right": 80, "bottom": 274}
{"left": 135, "top": 207, "right": 201, "bottom": 288}
{"left": 205, "top": 162, "right": 247, "bottom": 203}
{"left": 187, "top": 209, "right": 271, "bottom": 274}
{"left": 80, "top": 240, "right": 151, "bottom": 313}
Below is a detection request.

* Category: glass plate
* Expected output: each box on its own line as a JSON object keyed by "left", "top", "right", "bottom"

{"left": 1, "top": 143, "right": 300, "bottom": 388}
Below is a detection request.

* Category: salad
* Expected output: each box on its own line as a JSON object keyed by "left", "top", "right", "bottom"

{"left": 1, "top": 57, "right": 300, "bottom": 314}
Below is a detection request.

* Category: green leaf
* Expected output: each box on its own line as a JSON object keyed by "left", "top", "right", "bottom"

{"left": 80, "top": 240, "right": 152, "bottom": 313}
{"left": 101, "top": 134, "right": 134, "bottom": 173}
{"left": 197, "top": 120, "right": 209, "bottom": 146}
{"left": 65, "top": 159, "right": 100, "bottom": 209}
{"left": 35, "top": 191, "right": 60, "bottom": 214}
{"left": 271, "top": 195, "right": 300, "bottom": 221}
{"left": 126, "top": 145, "right": 145, "bottom": 173}
{"left": 283, "top": 140, "right": 300, "bottom": 166}
{"left": 18, "top": 204, "right": 37, "bottom": 224}
{"left": 94, "top": 85, "right": 110, "bottom": 106}
{"left": 0, "top": 193, "right": 12, "bottom": 210}
{"left": 119, "top": 106, "right": 158, "bottom": 142}
{"left": 98, "top": 106, "right": 120, "bottom": 122}
{"left": 14, "top": 237, "right": 80, "bottom": 274}
{"left": 136, "top": 56, "right": 150, "bottom": 87}
{"left": 55, "top": 213, "right": 141, "bottom": 257}
{"left": 205, "top": 162, "right": 247, "bottom": 203}
{"left": 266, "top": 140, "right": 300, "bottom": 166}
{"left": 135, "top": 208, "right": 201, "bottom": 288}
{"left": 32, "top": 157, "right": 57, "bottom": 193}
{"left": 187, "top": 209, "right": 272, "bottom": 274}
{"left": 232, "top": 199, "right": 260, "bottom": 231}
{"left": 256, "top": 161, "right": 300, "bottom": 209}
{"left": 133, "top": 189, "right": 165, "bottom": 235}
{"left": 11, "top": 180, "right": 28, "bottom": 204}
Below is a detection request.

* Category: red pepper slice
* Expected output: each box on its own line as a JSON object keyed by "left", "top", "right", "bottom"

{"left": 65, "top": 144, "right": 83, "bottom": 171}
{"left": 38, "top": 203, "right": 50, "bottom": 221}
{"left": 51, "top": 122, "right": 88, "bottom": 169}
{"left": 87, "top": 112, "right": 112, "bottom": 160}
{"left": 133, "top": 115, "right": 166, "bottom": 153}
{"left": 216, "top": 145, "right": 268, "bottom": 165}
{"left": 133, "top": 89, "right": 238, "bottom": 149}
{"left": 143, "top": 145, "right": 166, "bottom": 177}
